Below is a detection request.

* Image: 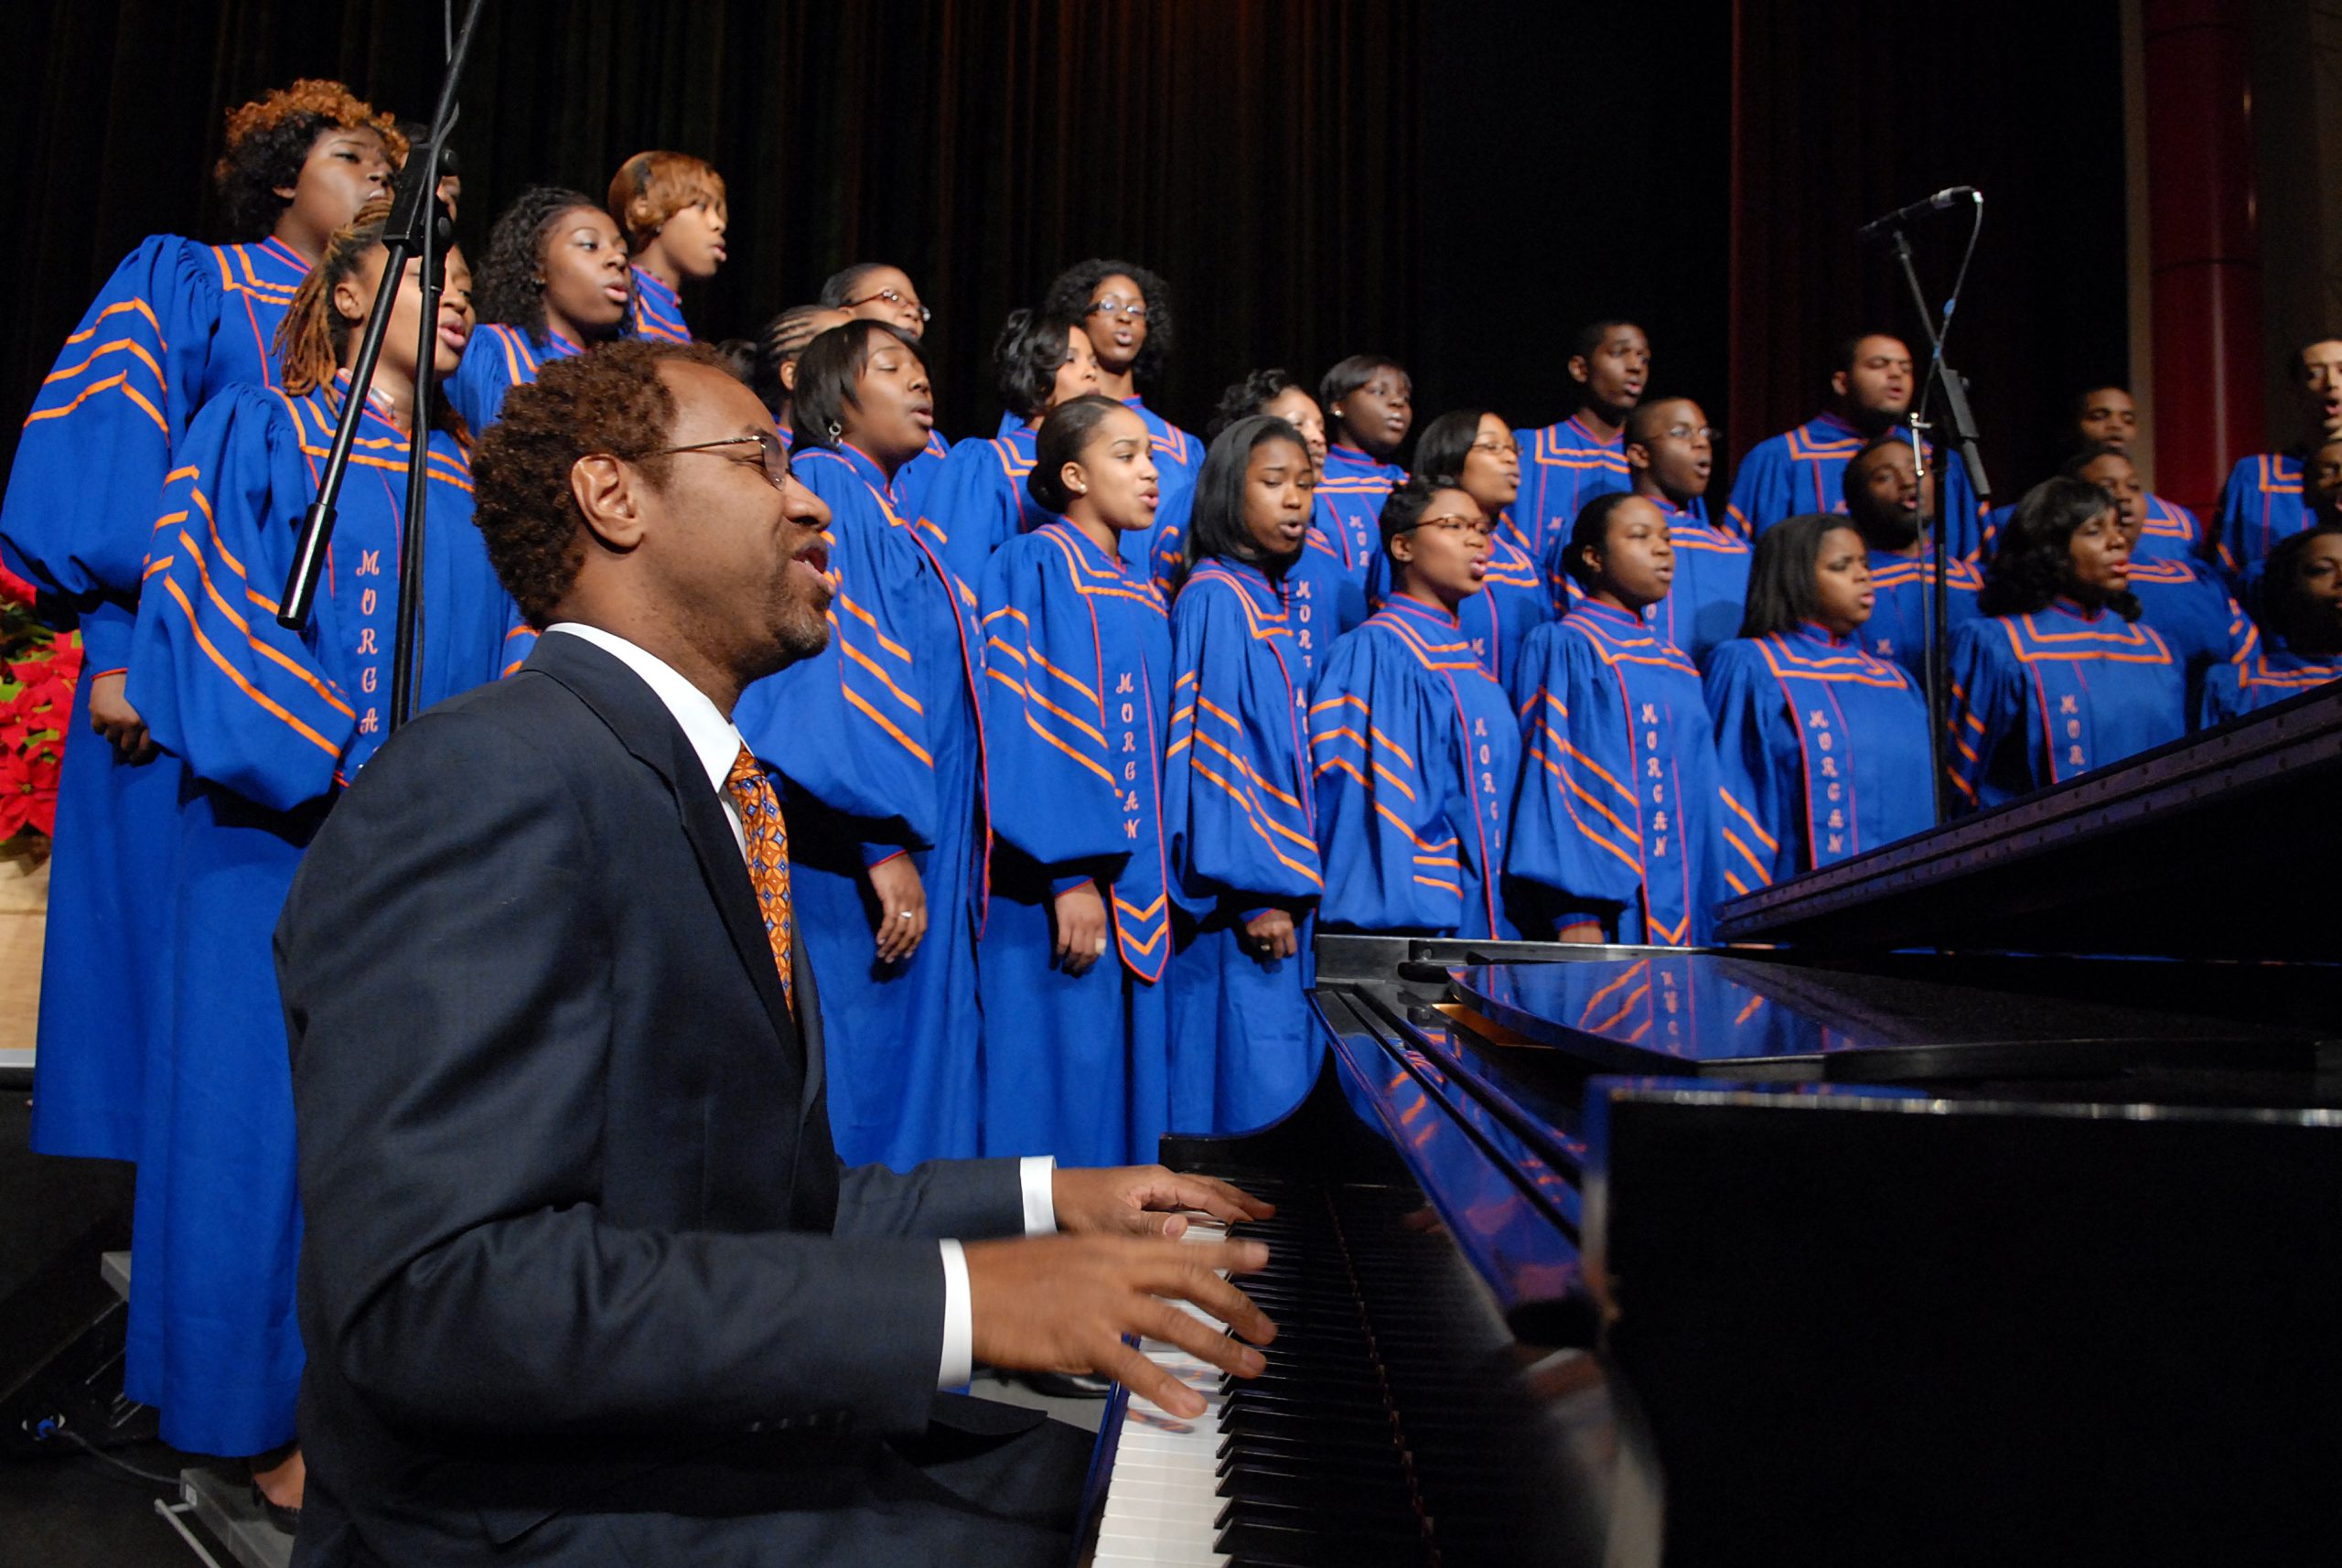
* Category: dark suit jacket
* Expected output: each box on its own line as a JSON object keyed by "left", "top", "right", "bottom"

{"left": 277, "top": 633, "right": 1038, "bottom": 1566}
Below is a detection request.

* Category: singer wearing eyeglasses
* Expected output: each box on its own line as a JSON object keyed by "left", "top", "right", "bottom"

{"left": 1307, "top": 475, "right": 1524, "bottom": 940}
{"left": 1391, "top": 409, "right": 1550, "bottom": 687}
{"left": 1040, "top": 259, "right": 1206, "bottom": 570}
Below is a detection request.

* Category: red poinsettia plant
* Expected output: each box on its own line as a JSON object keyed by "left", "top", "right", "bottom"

{"left": 0, "top": 562, "right": 78, "bottom": 848}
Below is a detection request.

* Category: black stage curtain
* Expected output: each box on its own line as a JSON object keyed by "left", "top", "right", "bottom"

{"left": 0, "top": 0, "right": 1431, "bottom": 460}
{"left": 0, "top": 1, "right": 2122, "bottom": 506}
{"left": 1729, "top": 0, "right": 2131, "bottom": 503}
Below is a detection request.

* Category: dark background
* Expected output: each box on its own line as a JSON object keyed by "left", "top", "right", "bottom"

{"left": 0, "top": 0, "right": 2127, "bottom": 501}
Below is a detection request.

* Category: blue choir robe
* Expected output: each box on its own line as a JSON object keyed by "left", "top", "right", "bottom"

{"left": 122, "top": 381, "right": 511, "bottom": 1456}
{"left": 1305, "top": 596, "right": 1522, "bottom": 939}
{"left": 1151, "top": 493, "right": 1367, "bottom": 656}
{"left": 1863, "top": 547, "right": 1984, "bottom": 682}
{"left": 1509, "top": 414, "right": 1632, "bottom": 562}
{"left": 921, "top": 424, "right": 1055, "bottom": 593}
{"left": 1505, "top": 601, "right": 1726, "bottom": 946}
{"left": 1542, "top": 496, "right": 1747, "bottom": 671}
{"left": 892, "top": 425, "right": 952, "bottom": 526}
{"left": 2211, "top": 452, "right": 2307, "bottom": 585}
{"left": 2125, "top": 556, "right": 2255, "bottom": 730}
{"left": 1163, "top": 557, "right": 1325, "bottom": 1133}
{"left": 0, "top": 234, "right": 308, "bottom": 1163}
{"left": 1725, "top": 412, "right": 1982, "bottom": 558}
{"left": 443, "top": 324, "right": 567, "bottom": 671}
{"left": 1317, "top": 443, "right": 1406, "bottom": 580}
{"left": 2136, "top": 493, "right": 2208, "bottom": 565}
{"left": 1011, "top": 399, "right": 1202, "bottom": 573}
{"left": 733, "top": 441, "right": 988, "bottom": 1171}
{"left": 1365, "top": 515, "right": 1549, "bottom": 687}
{"left": 446, "top": 321, "right": 584, "bottom": 434}
{"left": 1706, "top": 628, "right": 1934, "bottom": 893}
{"left": 627, "top": 263, "right": 690, "bottom": 343}
{"left": 976, "top": 522, "right": 1174, "bottom": 1165}
{"left": 1944, "top": 602, "right": 2186, "bottom": 812}
{"left": 2201, "top": 639, "right": 2342, "bottom": 724}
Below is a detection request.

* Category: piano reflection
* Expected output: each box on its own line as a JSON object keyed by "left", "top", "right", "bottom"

{"left": 1075, "top": 683, "right": 2342, "bottom": 1566}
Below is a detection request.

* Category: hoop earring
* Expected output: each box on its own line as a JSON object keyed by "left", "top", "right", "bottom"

{"left": 826, "top": 420, "right": 843, "bottom": 443}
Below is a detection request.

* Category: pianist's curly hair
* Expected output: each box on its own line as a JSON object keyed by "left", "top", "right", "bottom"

{"left": 274, "top": 197, "right": 465, "bottom": 439}
{"left": 214, "top": 81, "right": 407, "bottom": 242}
{"left": 1979, "top": 475, "right": 2142, "bottom": 622}
{"left": 473, "top": 339, "right": 725, "bottom": 628}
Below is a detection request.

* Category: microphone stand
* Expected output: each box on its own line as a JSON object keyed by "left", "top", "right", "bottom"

{"left": 277, "top": 0, "right": 487, "bottom": 740}
{"left": 1876, "top": 211, "right": 1991, "bottom": 822}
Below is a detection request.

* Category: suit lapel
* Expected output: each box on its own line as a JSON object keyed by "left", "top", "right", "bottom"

{"left": 525, "top": 634, "right": 802, "bottom": 1067}
{"left": 791, "top": 941, "right": 826, "bottom": 1114}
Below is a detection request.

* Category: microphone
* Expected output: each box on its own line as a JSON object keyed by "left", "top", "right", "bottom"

{"left": 1858, "top": 187, "right": 1978, "bottom": 242}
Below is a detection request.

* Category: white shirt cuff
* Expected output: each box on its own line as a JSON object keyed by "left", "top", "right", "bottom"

{"left": 1019, "top": 1155, "right": 1058, "bottom": 1234}
{"left": 936, "top": 1240, "right": 972, "bottom": 1389}
{"left": 938, "top": 1159, "right": 1058, "bottom": 1388}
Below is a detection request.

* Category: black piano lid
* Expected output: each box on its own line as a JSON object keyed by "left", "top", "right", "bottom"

{"left": 1710, "top": 678, "right": 2342, "bottom": 960}
{"left": 1448, "top": 951, "right": 2326, "bottom": 1087}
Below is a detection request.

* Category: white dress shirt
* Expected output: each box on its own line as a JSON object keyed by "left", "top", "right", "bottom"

{"left": 544, "top": 625, "right": 1056, "bottom": 1386}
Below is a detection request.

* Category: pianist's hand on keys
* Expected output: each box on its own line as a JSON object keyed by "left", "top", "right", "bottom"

{"left": 966, "top": 1200, "right": 1277, "bottom": 1419}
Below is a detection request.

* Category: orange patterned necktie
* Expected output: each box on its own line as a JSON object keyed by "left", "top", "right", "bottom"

{"left": 723, "top": 745, "right": 795, "bottom": 1017}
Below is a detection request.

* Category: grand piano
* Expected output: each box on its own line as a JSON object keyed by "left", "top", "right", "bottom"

{"left": 1078, "top": 684, "right": 2342, "bottom": 1566}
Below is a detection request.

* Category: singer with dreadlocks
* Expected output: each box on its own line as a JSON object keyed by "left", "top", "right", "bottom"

{"left": 117, "top": 197, "right": 517, "bottom": 1509}
{"left": 0, "top": 82, "right": 403, "bottom": 1189}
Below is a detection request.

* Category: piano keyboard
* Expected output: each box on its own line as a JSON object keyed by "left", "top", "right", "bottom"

{"left": 1087, "top": 1177, "right": 1555, "bottom": 1568}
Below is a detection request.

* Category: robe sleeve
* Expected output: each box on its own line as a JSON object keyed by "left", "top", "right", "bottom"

{"left": 500, "top": 616, "right": 540, "bottom": 679}
{"left": 2198, "top": 661, "right": 2248, "bottom": 729}
{"left": 922, "top": 437, "right": 1023, "bottom": 598}
{"left": 445, "top": 328, "right": 526, "bottom": 435}
{"left": 1939, "top": 449, "right": 1984, "bottom": 562}
{"left": 1723, "top": 435, "right": 1790, "bottom": 540}
{"left": 0, "top": 236, "right": 219, "bottom": 672}
{"left": 736, "top": 480, "right": 937, "bottom": 855}
{"left": 125, "top": 384, "right": 357, "bottom": 811}
{"left": 1703, "top": 639, "right": 1798, "bottom": 894}
{"left": 1502, "top": 620, "right": 1645, "bottom": 919}
{"left": 976, "top": 536, "right": 1128, "bottom": 879}
{"left": 1306, "top": 628, "right": 1464, "bottom": 931}
{"left": 1943, "top": 619, "right": 2020, "bottom": 815}
{"left": 1162, "top": 580, "right": 1324, "bottom": 909}
{"left": 1148, "top": 490, "right": 1195, "bottom": 599}
{"left": 2208, "top": 456, "right": 2275, "bottom": 585}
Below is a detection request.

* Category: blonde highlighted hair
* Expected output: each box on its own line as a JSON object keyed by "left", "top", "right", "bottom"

{"left": 213, "top": 81, "right": 407, "bottom": 239}
{"left": 607, "top": 151, "right": 726, "bottom": 250}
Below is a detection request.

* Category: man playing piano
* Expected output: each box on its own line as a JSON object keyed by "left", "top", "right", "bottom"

{"left": 274, "top": 339, "right": 1276, "bottom": 1566}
